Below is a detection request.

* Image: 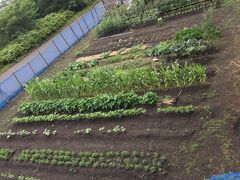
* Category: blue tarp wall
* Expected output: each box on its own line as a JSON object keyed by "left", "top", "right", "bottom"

{"left": 0, "top": 1, "right": 105, "bottom": 109}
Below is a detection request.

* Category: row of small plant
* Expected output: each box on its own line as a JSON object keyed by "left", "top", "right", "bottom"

{"left": 26, "top": 62, "right": 206, "bottom": 100}
{"left": 74, "top": 125, "right": 126, "bottom": 135}
{"left": 0, "top": 148, "right": 14, "bottom": 161}
{"left": 96, "top": 0, "right": 216, "bottom": 37}
{"left": 162, "top": 0, "right": 217, "bottom": 19}
{"left": 19, "top": 92, "right": 160, "bottom": 115}
{"left": 157, "top": 105, "right": 195, "bottom": 114}
{"left": 0, "top": 172, "right": 39, "bottom": 180}
{"left": 148, "top": 22, "right": 220, "bottom": 58}
{"left": 13, "top": 108, "right": 146, "bottom": 124}
{"left": 67, "top": 60, "right": 99, "bottom": 71}
{"left": 14, "top": 149, "right": 166, "bottom": 174}
{"left": 0, "top": 129, "right": 57, "bottom": 139}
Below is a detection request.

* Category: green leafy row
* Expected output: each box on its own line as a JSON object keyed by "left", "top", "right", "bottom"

{"left": 148, "top": 23, "right": 220, "bottom": 58}
{"left": 0, "top": 148, "right": 14, "bottom": 161}
{"left": 19, "top": 92, "right": 160, "bottom": 115}
{"left": 26, "top": 62, "right": 206, "bottom": 100}
{"left": 157, "top": 105, "right": 195, "bottom": 114}
{"left": 13, "top": 108, "right": 146, "bottom": 124}
{"left": 15, "top": 149, "right": 166, "bottom": 174}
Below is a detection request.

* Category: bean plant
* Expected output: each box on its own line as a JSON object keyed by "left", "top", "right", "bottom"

{"left": 13, "top": 108, "right": 146, "bottom": 124}
{"left": 19, "top": 92, "right": 160, "bottom": 115}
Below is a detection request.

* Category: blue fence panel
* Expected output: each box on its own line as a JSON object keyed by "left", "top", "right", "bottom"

{"left": 209, "top": 172, "right": 240, "bottom": 180}
{"left": 0, "top": 3, "right": 106, "bottom": 110}
{"left": 70, "top": 21, "right": 84, "bottom": 40}
{"left": 41, "top": 43, "right": 61, "bottom": 65}
{"left": 92, "top": 8, "right": 99, "bottom": 24}
{"left": 0, "top": 96, "right": 6, "bottom": 109}
{"left": 29, "top": 54, "right": 48, "bottom": 76}
{"left": 83, "top": 12, "right": 95, "bottom": 30}
{"left": 52, "top": 34, "right": 69, "bottom": 54}
{"left": 61, "top": 27, "right": 78, "bottom": 47}
{"left": 78, "top": 17, "right": 89, "bottom": 34}
{"left": 95, "top": 2, "right": 105, "bottom": 20}
{"left": 0, "top": 74, "right": 22, "bottom": 101}
{"left": 14, "top": 65, "right": 35, "bottom": 85}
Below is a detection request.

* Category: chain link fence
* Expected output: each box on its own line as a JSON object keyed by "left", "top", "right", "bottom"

{"left": 0, "top": 1, "right": 106, "bottom": 109}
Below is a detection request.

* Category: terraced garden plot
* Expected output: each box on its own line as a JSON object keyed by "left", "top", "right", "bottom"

{"left": 1, "top": 0, "right": 240, "bottom": 179}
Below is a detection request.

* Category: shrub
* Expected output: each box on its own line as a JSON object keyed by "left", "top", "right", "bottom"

{"left": 0, "top": 11, "right": 73, "bottom": 66}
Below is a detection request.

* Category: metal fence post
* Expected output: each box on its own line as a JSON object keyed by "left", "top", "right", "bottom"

{"left": 27, "top": 62, "right": 37, "bottom": 77}
{"left": 60, "top": 32, "right": 71, "bottom": 48}
{"left": 94, "top": 7, "right": 100, "bottom": 22}
{"left": 12, "top": 72, "right": 23, "bottom": 88}
{"left": 90, "top": 10, "right": 96, "bottom": 25}
{"left": 77, "top": 19, "right": 85, "bottom": 37}
{"left": 52, "top": 40, "right": 62, "bottom": 55}
{"left": 69, "top": 25, "right": 79, "bottom": 41}
{"left": 38, "top": 51, "right": 49, "bottom": 67}
{"left": 82, "top": 16, "right": 89, "bottom": 31}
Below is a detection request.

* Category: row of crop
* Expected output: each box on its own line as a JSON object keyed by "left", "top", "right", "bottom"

{"left": 26, "top": 62, "right": 206, "bottom": 100}
{"left": 19, "top": 92, "right": 160, "bottom": 115}
{"left": 0, "top": 125, "right": 126, "bottom": 140}
{"left": 14, "top": 149, "right": 166, "bottom": 174}
{"left": 0, "top": 172, "right": 39, "bottom": 180}
{"left": 96, "top": 0, "right": 216, "bottom": 37}
{"left": 0, "top": 148, "right": 14, "bottom": 161}
{"left": 14, "top": 105, "right": 197, "bottom": 124}
{"left": 148, "top": 23, "right": 220, "bottom": 59}
{"left": 0, "top": 129, "right": 57, "bottom": 139}
{"left": 13, "top": 108, "right": 146, "bottom": 124}
{"left": 163, "top": 0, "right": 217, "bottom": 19}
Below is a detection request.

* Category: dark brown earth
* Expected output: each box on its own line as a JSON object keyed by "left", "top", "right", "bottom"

{"left": 1, "top": 4, "right": 240, "bottom": 180}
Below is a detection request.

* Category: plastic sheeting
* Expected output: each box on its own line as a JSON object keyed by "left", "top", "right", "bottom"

{"left": 0, "top": 1, "right": 106, "bottom": 110}
{"left": 209, "top": 172, "right": 240, "bottom": 180}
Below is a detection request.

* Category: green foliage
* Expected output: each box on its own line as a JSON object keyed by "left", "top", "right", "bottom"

{"left": 157, "top": 105, "right": 194, "bottom": 114}
{"left": 19, "top": 92, "right": 160, "bottom": 115}
{"left": 13, "top": 108, "right": 146, "bottom": 123}
{"left": 15, "top": 148, "right": 166, "bottom": 174}
{"left": 97, "top": 0, "right": 217, "bottom": 37}
{"left": 0, "top": 11, "right": 73, "bottom": 66}
{"left": 26, "top": 63, "right": 206, "bottom": 100}
{"left": 0, "top": 148, "right": 13, "bottom": 160}
{"left": 35, "top": 0, "right": 94, "bottom": 17}
{"left": 148, "top": 23, "right": 220, "bottom": 58}
{"left": 67, "top": 60, "right": 99, "bottom": 71}
{"left": 0, "top": 0, "right": 37, "bottom": 47}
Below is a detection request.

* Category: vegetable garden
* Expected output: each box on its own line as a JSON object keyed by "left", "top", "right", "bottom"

{"left": 2, "top": 0, "right": 239, "bottom": 179}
